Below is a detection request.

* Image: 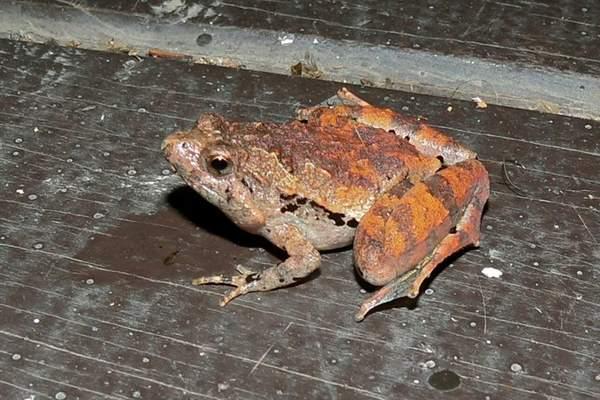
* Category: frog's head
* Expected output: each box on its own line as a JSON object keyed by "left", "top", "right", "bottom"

{"left": 162, "top": 113, "right": 265, "bottom": 231}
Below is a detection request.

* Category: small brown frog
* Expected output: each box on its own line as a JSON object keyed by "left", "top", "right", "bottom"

{"left": 162, "top": 88, "right": 489, "bottom": 321}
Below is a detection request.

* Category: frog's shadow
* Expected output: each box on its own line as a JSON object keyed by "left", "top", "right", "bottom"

{"left": 166, "top": 185, "right": 282, "bottom": 252}
{"left": 166, "top": 185, "right": 321, "bottom": 285}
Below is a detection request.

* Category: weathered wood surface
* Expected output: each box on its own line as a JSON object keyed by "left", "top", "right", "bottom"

{"left": 0, "top": 39, "right": 599, "bottom": 399}
{"left": 3, "top": 0, "right": 600, "bottom": 120}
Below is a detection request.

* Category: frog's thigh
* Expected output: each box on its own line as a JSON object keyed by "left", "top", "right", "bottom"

{"left": 354, "top": 159, "right": 489, "bottom": 288}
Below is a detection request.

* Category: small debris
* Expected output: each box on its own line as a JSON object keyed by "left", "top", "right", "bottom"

{"left": 85, "top": 278, "right": 95, "bottom": 285}
{"left": 290, "top": 52, "right": 322, "bottom": 79}
{"left": 472, "top": 97, "right": 488, "bottom": 109}
{"left": 217, "top": 383, "right": 230, "bottom": 392}
{"left": 536, "top": 100, "right": 560, "bottom": 114}
{"left": 278, "top": 34, "right": 295, "bottom": 45}
{"left": 481, "top": 267, "right": 502, "bottom": 278}
{"left": 11, "top": 353, "right": 21, "bottom": 361}
{"left": 148, "top": 48, "right": 193, "bottom": 62}
{"left": 107, "top": 38, "right": 139, "bottom": 56}
{"left": 447, "top": 105, "right": 453, "bottom": 112}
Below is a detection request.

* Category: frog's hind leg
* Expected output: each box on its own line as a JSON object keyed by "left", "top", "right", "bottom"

{"left": 354, "top": 159, "right": 489, "bottom": 321}
{"left": 355, "top": 198, "right": 485, "bottom": 321}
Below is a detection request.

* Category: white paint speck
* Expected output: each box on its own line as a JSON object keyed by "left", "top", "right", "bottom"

{"left": 469, "top": 321, "right": 477, "bottom": 327}
{"left": 132, "top": 391, "right": 141, "bottom": 399}
{"left": 421, "top": 360, "right": 436, "bottom": 369}
{"left": 32, "top": 242, "right": 44, "bottom": 250}
{"left": 217, "top": 383, "right": 229, "bottom": 392}
{"left": 11, "top": 353, "right": 21, "bottom": 361}
{"left": 93, "top": 213, "right": 105, "bottom": 219}
{"left": 16, "top": 189, "right": 25, "bottom": 195}
{"left": 577, "top": 270, "right": 583, "bottom": 276}
{"left": 359, "top": 289, "right": 367, "bottom": 294}
{"left": 510, "top": 363, "right": 523, "bottom": 373}
{"left": 584, "top": 124, "right": 592, "bottom": 129}
{"left": 14, "top": 138, "right": 23, "bottom": 143}
{"left": 161, "top": 169, "right": 172, "bottom": 176}
{"left": 413, "top": 379, "right": 420, "bottom": 384}
{"left": 278, "top": 34, "right": 295, "bottom": 45}
{"left": 142, "top": 357, "right": 150, "bottom": 363}
{"left": 33, "top": 318, "right": 40, "bottom": 324}
{"left": 594, "top": 373, "right": 600, "bottom": 381}
{"left": 85, "top": 278, "right": 95, "bottom": 285}
{"left": 127, "top": 169, "right": 137, "bottom": 176}
{"left": 481, "top": 267, "right": 503, "bottom": 278}
{"left": 313, "top": 38, "right": 319, "bottom": 44}
{"left": 424, "top": 288, "right": 434, "bottom": 295}
{"left": 27, "top": 194, "right": 38, "bottom": 201}
{"left": 33, "top": 127, "right": 39, "bottom": 133}
{"left": 54, "top": 392, "right": 66, "bottom": 400}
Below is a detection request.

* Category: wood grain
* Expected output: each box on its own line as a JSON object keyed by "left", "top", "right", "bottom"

{"left": 0, "top": 39, "right": 598, "bottom": 399}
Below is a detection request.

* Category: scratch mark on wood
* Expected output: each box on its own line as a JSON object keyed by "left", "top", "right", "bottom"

{"left": 249, "top": 344, "right": 275, "bottom": 375}
{"left": 573, "top": 206, "right": 597, "bottom": 244}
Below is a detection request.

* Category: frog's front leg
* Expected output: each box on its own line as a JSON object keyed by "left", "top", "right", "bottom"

{"left": 192, "top": 224, "right": 320, "bottom": 306}
{"left": 354, "top": 159, "right": 489, "bottom": 321}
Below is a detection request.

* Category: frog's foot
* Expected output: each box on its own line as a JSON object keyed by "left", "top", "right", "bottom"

{"left": 194, "top": 224, "right": 321, "bottom": 307}
{"left": 192, "top": 265, "right": 260, "bottom": 306}
{"left": 355, "top": 192, "right": 486, "bottom": 322}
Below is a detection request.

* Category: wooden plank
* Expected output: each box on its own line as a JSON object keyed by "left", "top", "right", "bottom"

{"left": 0, "top": 39, "right": 599, "bottom": 400}
{"left": 2, "top": 0, "right": 600, "bottom": 120}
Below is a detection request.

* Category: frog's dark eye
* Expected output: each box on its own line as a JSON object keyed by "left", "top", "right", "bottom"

{"left": 208, "top": 155, "right": 233, "bottom": 176}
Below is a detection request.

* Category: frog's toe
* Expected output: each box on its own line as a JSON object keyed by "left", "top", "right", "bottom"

{"left": 220, "top": 286, "right": 248, "bottom": 306}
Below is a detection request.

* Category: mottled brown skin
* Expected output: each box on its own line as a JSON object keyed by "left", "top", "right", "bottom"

{"left": 162, "top": 88, "right": 489, "bottom": 321}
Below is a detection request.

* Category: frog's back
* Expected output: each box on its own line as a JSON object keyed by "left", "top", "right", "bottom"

{"left": 231, "top": 115, "right": 439, "bottom": 216}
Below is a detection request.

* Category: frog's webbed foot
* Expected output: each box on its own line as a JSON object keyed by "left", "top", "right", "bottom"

{"left": 192, "top": 265, "right": 260, "bottom": 306}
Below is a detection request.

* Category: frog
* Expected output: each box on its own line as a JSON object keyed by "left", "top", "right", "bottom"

{"left": 162, "top": 88, "right": 490, "bottom": 321}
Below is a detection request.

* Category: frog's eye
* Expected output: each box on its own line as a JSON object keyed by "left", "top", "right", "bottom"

{"left": 208, "top": 155, "right": 233, "bottom": 176}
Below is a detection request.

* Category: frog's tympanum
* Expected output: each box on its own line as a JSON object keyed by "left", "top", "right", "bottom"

{"left": 162, "top": 89, "right": 489, "bottom": 321}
